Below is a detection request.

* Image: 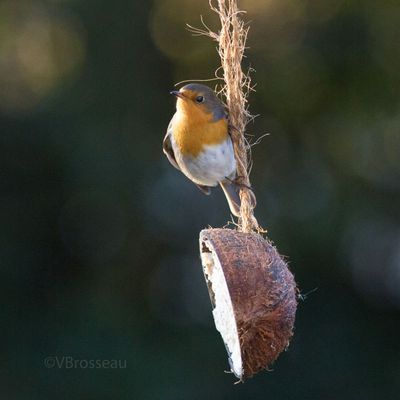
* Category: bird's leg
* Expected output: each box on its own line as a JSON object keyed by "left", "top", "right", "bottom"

{"left": 225, "top": 175, "right": 254, "bottom": 191}
{"left": 225, "top": 176, "right": 257, "bottom": 209}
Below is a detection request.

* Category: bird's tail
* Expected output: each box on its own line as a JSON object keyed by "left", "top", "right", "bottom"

{"left": 219, "top": 180, "right": 256, "bottom": 217}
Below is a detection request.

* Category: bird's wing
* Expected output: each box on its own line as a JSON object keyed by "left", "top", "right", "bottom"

{"left": 162, "top": 120, "right": 181, "bottom": 171}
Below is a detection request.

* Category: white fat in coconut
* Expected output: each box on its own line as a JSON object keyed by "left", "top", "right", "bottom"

{"left": 201, "top": 247, "right": 243, "bottom": 378}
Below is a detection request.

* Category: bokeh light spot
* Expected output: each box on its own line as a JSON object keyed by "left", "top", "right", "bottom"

{"left": 150, "top": 0, "right": 217, "bottom": 64}
{"left": 0, "top": 0, "right": 85, "bottom": 114}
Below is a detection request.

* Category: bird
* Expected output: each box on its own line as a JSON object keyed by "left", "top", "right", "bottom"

{"left": 163, "top": 83, "right": 243, "bottom": 216}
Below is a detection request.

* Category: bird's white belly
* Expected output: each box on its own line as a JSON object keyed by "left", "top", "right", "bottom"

{"left": 174, "top": 138, "right": 236, "bottom": 187}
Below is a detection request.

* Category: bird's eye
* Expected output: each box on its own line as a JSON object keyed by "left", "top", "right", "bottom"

{"left": 196, "top": 96, "right": 204, "bottom": 103}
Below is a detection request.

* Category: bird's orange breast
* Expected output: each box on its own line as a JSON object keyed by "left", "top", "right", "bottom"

{"left": 172, "top": 111, "right": 229, "bottom": 157}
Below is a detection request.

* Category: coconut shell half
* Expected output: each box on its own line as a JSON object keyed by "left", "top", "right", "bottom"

{"left": 199, "top": 228, "right": 297, "bottom": 380}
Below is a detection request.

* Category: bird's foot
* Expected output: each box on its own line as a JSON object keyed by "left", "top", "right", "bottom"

{"left": 225, "top": 176, "right": 254, "bottom": 191}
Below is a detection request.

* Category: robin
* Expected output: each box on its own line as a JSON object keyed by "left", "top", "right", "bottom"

{"left": 163, "top": 83, "right": 244, "bottom": 216}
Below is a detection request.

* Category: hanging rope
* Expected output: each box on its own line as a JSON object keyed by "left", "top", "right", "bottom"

{"left": 188, "top": 0, "right": 259, "bottom": 232}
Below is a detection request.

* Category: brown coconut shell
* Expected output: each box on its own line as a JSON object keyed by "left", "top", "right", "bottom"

{"left": 199, "top": 228, "right": 297, "bottom": 380}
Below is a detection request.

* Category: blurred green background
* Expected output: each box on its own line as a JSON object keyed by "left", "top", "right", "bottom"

{"left": 1, "top": 0, "right": 400, "bottom": 398}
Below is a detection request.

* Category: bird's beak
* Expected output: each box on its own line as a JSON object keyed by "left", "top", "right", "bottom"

{"left": 170, "top": 90, "right": 185, "bottom": 99}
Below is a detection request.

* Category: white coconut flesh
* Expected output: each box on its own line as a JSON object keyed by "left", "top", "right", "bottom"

{"left": 201, "top": 243, "right": 243, "bottom": 378}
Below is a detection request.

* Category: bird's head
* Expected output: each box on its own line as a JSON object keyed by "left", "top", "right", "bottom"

{"left": 170, "top": 83, "right": 226, "bottom": 122}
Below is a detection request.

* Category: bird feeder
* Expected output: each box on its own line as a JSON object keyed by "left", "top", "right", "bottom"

{"left": 189, "top": 0, "right": 298, "bottom": 380}
{"left": 199, "top": 228, "right": 297, "bottom": 380}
